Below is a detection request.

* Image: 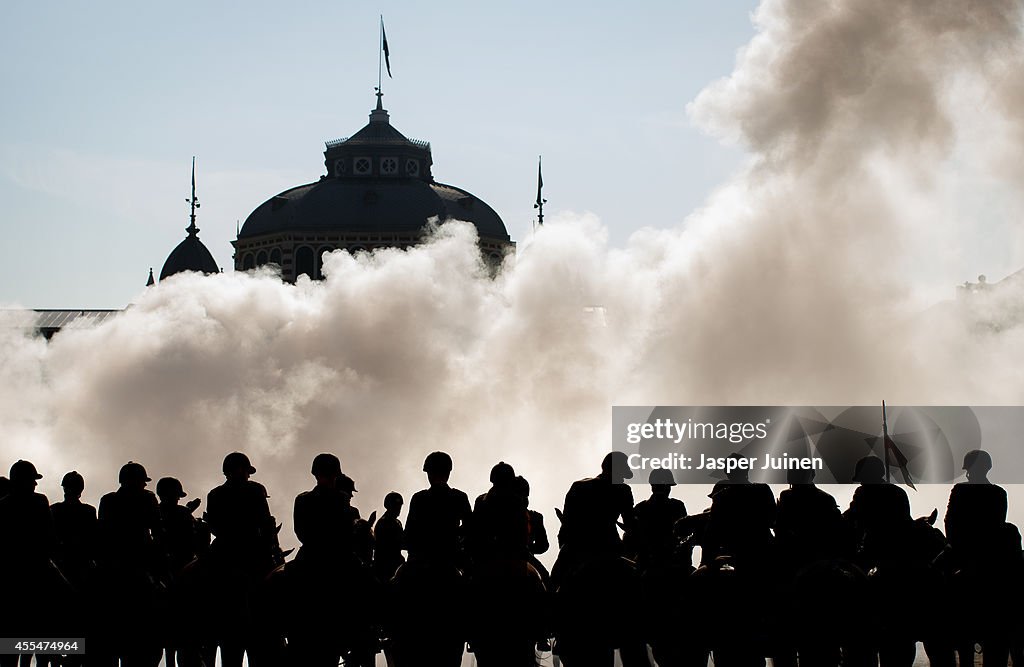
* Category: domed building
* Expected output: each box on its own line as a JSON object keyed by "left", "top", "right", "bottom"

{"left": 233, "top": 94, "right": 514, "bottom": 281}
{"left": 159, "top": 223, "right": 219, "bottom": 282}
{"left": 154, "top": 158, "right": 220, "bottom": 283}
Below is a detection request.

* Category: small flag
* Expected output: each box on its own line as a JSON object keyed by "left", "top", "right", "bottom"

{"left": 382, "top": 20, "right": 392, "bottom": 78}
{"left": 885, "top": 434, "right": 916, "bottom": 489}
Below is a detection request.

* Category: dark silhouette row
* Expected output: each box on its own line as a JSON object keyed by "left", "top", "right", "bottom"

{"left": 0, "top": 450, "right": 1022, "bottom": 667}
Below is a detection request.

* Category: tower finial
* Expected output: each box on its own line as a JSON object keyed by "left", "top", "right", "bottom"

{"left": 146, "top": 268, "right": 155, "bottom": 287}
{"left": 534, "top": 155, "right": 546, "bottom": 227}
{"left": 185, "top": 156, "right": 200, "bottom": 237}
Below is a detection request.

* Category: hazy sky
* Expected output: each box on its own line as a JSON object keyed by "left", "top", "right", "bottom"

{"left": 0, "top": 0, "right": 766, "bottom": 308}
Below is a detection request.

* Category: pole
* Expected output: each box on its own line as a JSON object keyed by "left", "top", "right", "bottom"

{"left": 882, "top": 400, "right": 891, "bottom": 483}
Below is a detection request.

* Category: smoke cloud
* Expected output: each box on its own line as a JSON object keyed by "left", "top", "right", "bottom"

{"left": 4, "top": 0, "right": 1024, "bottom": 551}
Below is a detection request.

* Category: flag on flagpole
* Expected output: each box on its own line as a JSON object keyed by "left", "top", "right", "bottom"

{"left": 382, "top": 20, "right": 392, "bottom": 78}
{"left": 884, "top": 433, "right": 916, "bottom": 489}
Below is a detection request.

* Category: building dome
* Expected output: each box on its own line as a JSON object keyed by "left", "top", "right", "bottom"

{"left": 234, "top": 95, "right": 513, "bottom": 281}
{"left": 160, "top": 229, "right": 219, "bottom": 281}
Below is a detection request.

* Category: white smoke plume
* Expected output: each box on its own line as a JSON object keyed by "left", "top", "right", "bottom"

{"left": 4, "top": 0, "right": 1024, "bottom": 551}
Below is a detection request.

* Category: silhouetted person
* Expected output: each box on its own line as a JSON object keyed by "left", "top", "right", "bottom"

{"left": 337, "top": 472, "right": 362, "bottom": 526}
{"left": 294, "top": 453, "right": 353, "bottom": 563}
{"left": 844, "top": 455, "right": 935, "bottom": 667}
{"left": 514, "top": 475, "right": 549, "bottom": 558}
{"left": 51, "top": 470, "right": 98, "bottom": 588}
{"left": 556, "top": 451, "right": 636, "bottom": 561}
{"left": 404, "top": 451, "right": 472, "bottom": 567}
{"left": 775, "top": 466, "right": 850, "bottom": 570}
{"left": 204, "top": 452, "right": 279, "bottom": 667}
{"left": 629, "top": 468, "right": 687, "bottom": 570}
{"left": 291, "top": 453, "right": 363, "bottom": 667}
{"left": 97, "top": 461, "right": 162, "bottom": 570}
{"left": 702, "top": 453, "right": 776, "bottom": 570}
{"left": 157, "top": 476, "right": 203, "bottom": 573}
{"left": 0, "top": 461, "right": 58, "bottom": 664}
{"left": 553, "top": 454, "right": 650, "bottom": 667}
{"left": 205, "top": 452, "right": 276, "bottom": 568}
{"left": 373, "top": 491, "right": 405, "bottom": 582}
{"left": 155, "top": 478, "right": 203, "bottom": 667}
{"left": 390, "top": 452, "right": 471, "bottom": 667}
{"left": 0, "top": 475, "right": 9, "bottom": 499}
{"left": 472, "top": 461, "right": 529, "bottom": 563}
{"left": 771, "top": 467, "right": 854, "bottom": 667}
{"left": 946, "top": 449, "right": 1009, "bottom": 565}
{"left": 945, "top": 450, "right": 1019, "bottom": 667}
{"left": 51, "top": 471, "right": 97, "bottom": 666}
{"left": 843, "top": 456, "right": 911, "bottom": 568}
{"left": 0, "top": 460, "right": 56, "bottom": 562}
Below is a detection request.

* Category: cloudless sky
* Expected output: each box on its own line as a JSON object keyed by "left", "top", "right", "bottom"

{"left": 0, "top": 1, "right": 759, "bottom": 308}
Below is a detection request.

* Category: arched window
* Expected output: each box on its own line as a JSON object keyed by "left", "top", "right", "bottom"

{"left": 269, "top": 248, "right": 282, "bottom": 265}
{"left": 295, "top": 246, "right": 314, "bottom": 280}
{"left": 256, "top": 250, "right": 268, "bottom": 266}
{"left": 242, "top": 253, "right": 255, "bottom": 270}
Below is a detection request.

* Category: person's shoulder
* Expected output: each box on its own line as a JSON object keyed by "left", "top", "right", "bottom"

{"left": 885, "top": 483, "right": 910, "bottom": 498}
{"left": 570, "top": 476, "right": 599, "bottom": 492}
{"left": 977, "top": 482, "right": 1008, "bottom": 496}
{"left": 810, "top": 486, "right": 838, "bottom": 506}
{"left": 246, "top": 480, "right": 269, "bottom": 496}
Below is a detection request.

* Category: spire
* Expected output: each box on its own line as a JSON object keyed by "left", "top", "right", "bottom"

{"left": 185, "top": 156, "right": 201, "bottom": 237}
{"left": 369, "top": 91, "right": 390, "bottom": 124}
{"left": 534, "top": 155, "right": 547, "bottom": 227}
{"left": 146, "top": 268, "right": 155, "bottom": 287}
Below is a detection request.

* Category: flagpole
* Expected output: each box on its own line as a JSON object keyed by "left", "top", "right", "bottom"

{"left": 882, "top": 400, "right": 891, "bottom": 483}
{"left": 377, "top": 16, "right": 383, "bottom": 96}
